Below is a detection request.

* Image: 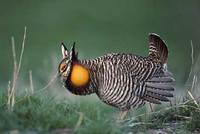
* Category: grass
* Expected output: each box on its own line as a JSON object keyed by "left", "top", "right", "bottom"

{"left": 1, "top": 28, "right": 200, "bottom": 134}
{"left": 2, "top": 92, "right": 200, "bottom": 134}
{"left": 0, "top": 90, "right": 119, "bottom": 134}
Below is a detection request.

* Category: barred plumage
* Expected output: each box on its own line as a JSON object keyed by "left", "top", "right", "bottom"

{"left": 58, "top": 33, "right": 175, "bottom": 116}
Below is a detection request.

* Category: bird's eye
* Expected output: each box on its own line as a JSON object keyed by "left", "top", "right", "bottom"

{"left": 60, "top": 63, "right": 67, "bottom": 73}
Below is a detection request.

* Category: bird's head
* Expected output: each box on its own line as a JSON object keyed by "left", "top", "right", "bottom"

{"left": 58, "top": 43, "right": 78, "bottom": 80}
{"left": 58, "top": 43, "right": 89, "bottom": 88}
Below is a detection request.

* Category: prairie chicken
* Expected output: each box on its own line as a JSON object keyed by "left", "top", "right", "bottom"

{"left": 58, "top": 33, "right": 175, "bottom": 119}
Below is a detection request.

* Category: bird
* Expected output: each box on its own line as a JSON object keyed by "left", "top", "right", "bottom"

{"left": 58, "top": 33, "right": 175, "bottom": 119}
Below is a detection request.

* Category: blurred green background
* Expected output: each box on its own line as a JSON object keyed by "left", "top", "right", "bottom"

{"left": 0, "top": 0, "right": 200, "bottom": 87}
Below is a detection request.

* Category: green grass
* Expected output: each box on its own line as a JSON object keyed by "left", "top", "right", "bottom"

{"left": 0, "top": 88, "right": 122, "bottom": 134}
{"left": 1, "top": 87, "right": 200, "bottom": 134}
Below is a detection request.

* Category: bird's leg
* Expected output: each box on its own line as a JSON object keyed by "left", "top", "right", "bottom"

{"left": 116, "top": 110, "right": 129, "bottom": 121}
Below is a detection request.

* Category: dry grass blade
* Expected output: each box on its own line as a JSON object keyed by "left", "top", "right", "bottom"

{"left": 188, "top": 40, "right": 194, "bottom": 79}
{"left": 148, "top": 103, "right": 153, "bottom": 112}
{"left": 29, "top": 70, "right": 34, "bottom": 94}
{"left": 190, "top": 40, "right": 194, "bottom": 66}
{"left": 36, "top": 72, "right": 58, "bottom": 92}
{"left": 191, "top": 75, "right": 197, "bottom": 93}
{"left": 11, "top": 36, "right": 17, "bottom": 93}
{"left": 187, "top": 91, "right": 199, "bottom": 108}
{"left": 6, "top": 81, "right": 11, "bottom": 109}
{"left": 17, "top": 26, "right": 27, "bottom": 76}
{"left": 74, "top": 112, "right": 84, "bottom": 132}
{"left": 11, "top": 37, "right": 17, "bottom": 79}
{"left": 7, "top": 37, "right": 17, "bottom": 111}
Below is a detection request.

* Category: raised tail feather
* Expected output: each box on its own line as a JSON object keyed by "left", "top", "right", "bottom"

{"left": 143, "top": 69, "right": 175, "bottom": 104}
{"left": 148, "top": 33, "right": 168, "bottom": 64}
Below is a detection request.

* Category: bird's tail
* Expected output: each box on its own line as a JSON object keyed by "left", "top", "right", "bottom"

{"left": 148, "top": 33, "right": 168, "bottom": 64}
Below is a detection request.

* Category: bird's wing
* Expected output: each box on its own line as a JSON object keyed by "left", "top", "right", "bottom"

{"left": 125, "top": 57, "right": 175, "bottom": 104}
{"left": 142, "top": 68, "right": 175, "bottom": 104}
